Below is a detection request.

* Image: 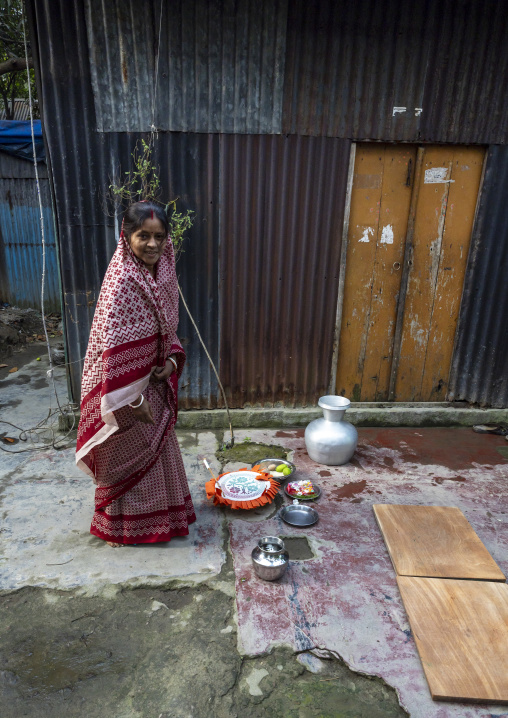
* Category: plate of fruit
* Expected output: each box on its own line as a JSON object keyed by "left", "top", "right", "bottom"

{"left": 253, "top": 458, "right": 295, "bottom": 481}
{"left": 284, "top": 479, "right": 321, "bottom": 501}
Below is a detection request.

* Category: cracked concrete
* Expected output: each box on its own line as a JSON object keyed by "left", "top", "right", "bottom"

{"left": 230, "top": 428, "right": 508, "bottom": 718}
{"left": 0, "top": 345, "right": 406, "bottom": 717}
{"left": 1, "top": 345, "right": 507, "bottom": 716}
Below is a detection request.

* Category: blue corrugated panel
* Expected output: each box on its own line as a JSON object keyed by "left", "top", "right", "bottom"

{"left": 0, "top": 170, "right": 60, "bottom": 313}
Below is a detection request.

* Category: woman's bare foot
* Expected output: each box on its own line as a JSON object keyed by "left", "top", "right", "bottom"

{"left": 106, "top": 541, "right": 123, "bottom": 547}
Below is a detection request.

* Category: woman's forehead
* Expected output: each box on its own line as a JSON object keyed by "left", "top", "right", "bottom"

{"left": 138, "top": 217, "right": 165, "bottom": 233}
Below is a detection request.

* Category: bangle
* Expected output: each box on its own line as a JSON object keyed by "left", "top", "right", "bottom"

{"left": 168, "top": 356, "right": 178, "bottom": 371}
{"left": 129, "top": 394, "right": 144, "bottom": 409}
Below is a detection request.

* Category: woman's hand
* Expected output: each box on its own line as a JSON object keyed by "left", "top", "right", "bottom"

{"left": 152, "top": 356, "right": 177, "bottom": 381}
{"left": 130, "top": 396, "right": 154, "bottom": 424}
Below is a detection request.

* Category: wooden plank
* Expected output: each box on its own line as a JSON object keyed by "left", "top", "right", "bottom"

{"left": 361, "top": 146, "right": 416, "bottom": 401}
{"left": 398, "top": 577, "right": 508, "bottom": 703}
{"left": 336, "top": 144, "right": 416, "bottom": 401}
{"left": 395, "top": 146, "right": 454, "bottom": 400}
{"left": 336, "top": 145, "right": 385, "bottom": 401}
{"left": 373, "top": 504, "right": 505, "bottom": 581}
{"left": 388, "top": 146, "right": 425, "bottom": 401}
{"left": 329, "top": 143, "right": 356, "bottom": 394}
{"left": 394, "top": 146, "right": 485, "bottom": 401}
{"left": 420, "top": 146, "right": 485, "bottom": 400}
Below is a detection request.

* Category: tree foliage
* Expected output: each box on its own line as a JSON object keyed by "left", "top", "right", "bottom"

{"left": 0, "top": 0, "right": 37, "bottom": 119}
{"left": 107, "top": 140, "right": 195, "bottom": 262}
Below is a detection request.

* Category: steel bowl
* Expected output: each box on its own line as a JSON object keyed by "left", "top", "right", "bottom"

{"left": 251, "top": 536, "right": 290, "bottom": 580}
{"left": 279, "top": 502, "right": 319, "bottom": 527}
{"left": 253, "top": 458, "right": 296, "bottom": 482}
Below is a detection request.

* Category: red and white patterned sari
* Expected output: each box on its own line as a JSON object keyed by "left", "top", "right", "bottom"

{"left": 76, "top": 228, "right": 196, "bottom": 544}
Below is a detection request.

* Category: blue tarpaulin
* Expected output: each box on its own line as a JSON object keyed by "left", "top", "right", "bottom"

{"left": 0, "top": 120, "right": 45, "bottom": 162}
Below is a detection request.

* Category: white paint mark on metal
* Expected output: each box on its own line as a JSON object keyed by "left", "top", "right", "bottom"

{"left": 359, "top": 227, "right": 374, "bottom": 243}
{"left": 424, "top": 168, "right": 455, "bottom": 184}
{"left": 392, "top": 106, "right": 406, "bottom": 115}
{"left": 415, "top": 107, "right": 423, "bottom": 116}
{"left": 380, "top": 225, "right": 394, "bottom": 244}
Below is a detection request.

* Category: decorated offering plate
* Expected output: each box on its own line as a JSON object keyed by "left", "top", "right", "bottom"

{"left": 253, "top": 458, "right": 296, "bottom": 482}
{"left": 284, "top": 479, "right": 321, "bottom": 501}
{"left": 217, "top": 471, "right": 270, "bottom": 502}
{"left": 205, "top": 467, "right": 279, "bottom": 509}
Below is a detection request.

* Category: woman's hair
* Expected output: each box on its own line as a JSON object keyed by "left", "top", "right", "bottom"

{"left": 122, "top": 201, "right": 169, "bottom": 240}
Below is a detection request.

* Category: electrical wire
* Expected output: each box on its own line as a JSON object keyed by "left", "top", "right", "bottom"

{"left": 0, "top": 5, "right": 79, "bottom": 455}
{"left": 2, "top": 4, "right": 235, "bottom": 456}
{"left": 178, "top": 285, "right": 235, "bottom": 449}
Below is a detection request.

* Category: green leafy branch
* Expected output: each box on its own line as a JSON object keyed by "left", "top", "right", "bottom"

{"left": 108, "top": 140, "right": 161, "bottom": 205}
{"left": 164, "top": 199, "right": 194, "bottom": 262}
{"left": 105, "top": 139, "right": 194, "bottom": 261}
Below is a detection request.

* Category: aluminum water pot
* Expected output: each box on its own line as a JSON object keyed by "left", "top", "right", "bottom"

{"left": 305, "top": 395, "right": 358, "bottom": 465}
{"left": 251, "top": 536, "right": 289, "bottom": 581}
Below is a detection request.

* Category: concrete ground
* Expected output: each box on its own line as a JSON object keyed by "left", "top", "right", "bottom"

{"left": 1, "top": 345, "right": 508, "bottom": 717}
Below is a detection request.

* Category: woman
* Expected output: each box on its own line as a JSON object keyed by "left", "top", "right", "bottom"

{"left": 76, "top": 201, "right": 196, "bottom": 546}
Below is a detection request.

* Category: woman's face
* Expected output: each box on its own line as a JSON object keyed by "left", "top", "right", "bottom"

{"left": 128, "top": 217, "right": 167, "bottom": 268}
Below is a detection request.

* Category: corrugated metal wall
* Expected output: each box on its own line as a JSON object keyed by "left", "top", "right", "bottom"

{"left": 283, "top": 0, "right": 508, "bottom": 144}
{"left": 27, "top": 0, "right": 508, "bottom": 407}
{"left": 219, "top": 134, "right": 350, "bottom": 407}
{"left": 86, "top": 0, "right": 288, "bottom": 134}
{"left": 0, "top": 152, "right": 60, "bottom": 312}
{"left": 448, "top": 146, "right": 508, "bottom": 408}
{"left": 85, "top": 0, "right": 508, "bottom": 144}
{"left": 27, "top": 0, "right": 220, "bottom": 407}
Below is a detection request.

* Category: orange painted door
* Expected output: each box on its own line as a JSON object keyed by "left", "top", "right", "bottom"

{"left": 336, "top": 144, "right": 485, "bottom": 402}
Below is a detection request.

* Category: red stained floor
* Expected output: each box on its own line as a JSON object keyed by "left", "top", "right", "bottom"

{"left": 229, "top": 427, "right": 508, "bottom": 718}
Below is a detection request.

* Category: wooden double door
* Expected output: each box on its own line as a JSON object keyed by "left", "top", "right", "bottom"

{"left": 336, "top": 143, "right": 485, "bottom": 402}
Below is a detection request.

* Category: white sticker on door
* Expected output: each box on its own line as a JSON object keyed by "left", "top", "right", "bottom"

{"left": 424, "top": 167, "right": 455, "bottom": 184}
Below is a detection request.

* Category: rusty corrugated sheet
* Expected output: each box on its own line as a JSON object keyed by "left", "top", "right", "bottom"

{"left": 26, "top": 0, "right": 220, "bottom": 407}
{"left": 26, "top": 0, "right": 508, "bottom": 409}
{"left": 0, "top": 152, "right": 60, "bottom": 312}
{"left": 283, "top": 0, "right": 508, "bottom": 144}
{"left": 85, "top": 0, "right": 287, "bottom": 134}
{"left": 449, "top": 146, "right": 508, "bottom": 408}
{"left": 219, "top": 134, "right": 351, "bottom": 407}
{"left": 419, "top": 0, "right": 508, "bottom": 144}
{"left": 85, "top": 0, "right": 508, "bottom": 143}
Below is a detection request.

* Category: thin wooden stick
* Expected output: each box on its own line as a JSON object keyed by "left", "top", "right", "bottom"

{"left": 202, "top": 458, "right": 216, "bottom": 481}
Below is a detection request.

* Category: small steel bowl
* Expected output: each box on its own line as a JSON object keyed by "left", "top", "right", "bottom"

{"left": 251, "top": 536, "right": 290, "bottom": 581}
{"left": 279, "top": 502, "right": 319, "bottom": 527}
{"left": 253, "top": 458, "right": 296, "bottom": 482}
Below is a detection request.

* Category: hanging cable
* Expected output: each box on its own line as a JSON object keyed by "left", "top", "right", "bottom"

{"left": 0, "top": 4, "right": 78, "bottom": 454}
{"left": 150, "top": 0, "right": 164, "bottom": 140}
{"left": 178, "top": 285, "right": 235, "bottom": 449}
{"left": 147, "top": 1, "right": 235, "bottom": 448}
{"left": 3, "top": 3, "right": 235, "bottom": 454}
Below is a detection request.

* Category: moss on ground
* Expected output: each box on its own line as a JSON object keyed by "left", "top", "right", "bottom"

{"left": 216, "top": 440, "right": 288, "bottom": 468}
